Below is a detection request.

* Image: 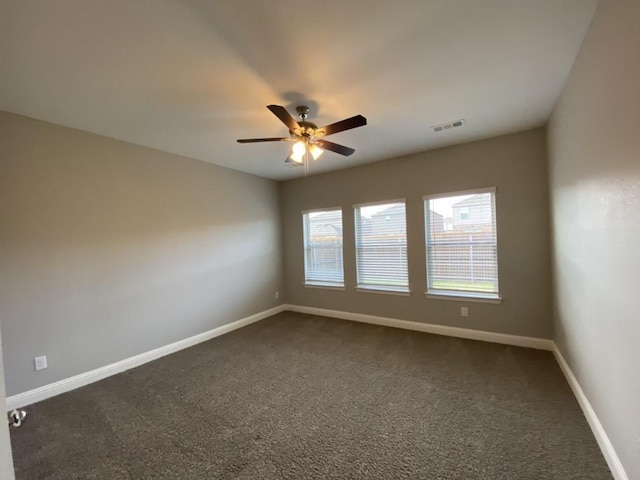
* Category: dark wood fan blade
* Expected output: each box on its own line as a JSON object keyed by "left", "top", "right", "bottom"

{"left": 315, "top": 139, "right": 355, "bottom": 156}
{"left": 318, "top": 115, "right": 367, "bottom": 136}
{"left": 237, "top": 137, "right": 290, "bottom": 143}
{"left": 267, "top": 105, "right": 300, "bottom": 132}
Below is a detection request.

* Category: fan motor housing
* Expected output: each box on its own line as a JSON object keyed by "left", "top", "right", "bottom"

{"left": 293, "top": 106, "right": 318, "bottom": 137}
{"left": 295, "top": 120, "right": 318, "bottom": 137}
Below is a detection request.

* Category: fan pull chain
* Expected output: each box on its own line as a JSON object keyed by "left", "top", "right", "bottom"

{"left": 304, "top": 145, "right": 309, "bottom": 176}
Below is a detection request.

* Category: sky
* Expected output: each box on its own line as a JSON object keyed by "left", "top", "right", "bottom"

{"left": 429, "top": 194, "right": 474, "bottom": 218}
{"left": 308, "top": 194, "right": 476, "bottom": 220}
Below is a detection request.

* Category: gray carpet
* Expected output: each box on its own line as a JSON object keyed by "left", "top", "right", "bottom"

{"left": 10, "top": 312, "right": 612, "bottom": 479}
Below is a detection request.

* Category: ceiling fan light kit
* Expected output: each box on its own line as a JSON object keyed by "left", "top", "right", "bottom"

{"left": 289, "top": 140, "right": 307, "bottom": 164}
{"left": 237, "top": 104, "right": 367, "bottom": 172}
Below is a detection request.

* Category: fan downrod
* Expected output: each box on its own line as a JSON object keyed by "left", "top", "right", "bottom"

{"left": 296, "top": 105, "right": 310, "bottom": 121}
{"left": 295, "top": 106, "right": 317, "bottom": 136}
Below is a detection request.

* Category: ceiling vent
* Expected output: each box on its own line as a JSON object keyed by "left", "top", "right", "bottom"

{"left": 431, "top": 119, "right": 465, "bottom": 133}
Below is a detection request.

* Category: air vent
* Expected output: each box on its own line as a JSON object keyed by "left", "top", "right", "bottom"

{"left": 432, "top": 119, "right": 465, "bottom": 133}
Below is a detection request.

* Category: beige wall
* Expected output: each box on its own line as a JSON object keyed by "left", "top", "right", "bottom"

{"left": 281, "top": 129, "right": 552, "bottom": 338}
{"left": 0, "top": 111, "right": 282, "bottom": 396}
{"left": 548, "top": 0, "right": 640, "bottom": 478}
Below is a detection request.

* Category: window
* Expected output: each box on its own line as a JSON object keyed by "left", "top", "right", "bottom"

{"left": 303, "top": 208, "right": 344, "bottom": 287}
{"left": 355, "top": 200, "right": 409, "bottom": 293}
{"left": 424, "top": 188, "right": 500, "bottom": 300}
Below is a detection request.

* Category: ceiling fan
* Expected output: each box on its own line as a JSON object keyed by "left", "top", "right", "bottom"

{"left": 237, "top": 105, "right": 367, "bottom": 166}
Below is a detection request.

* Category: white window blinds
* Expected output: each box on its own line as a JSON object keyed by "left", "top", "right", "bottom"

{"left": 355, "top": 201, "right": 409, "bottom": 292}
{"left": 303, "top": 209, "right": 344, "bottom": 287}
{"left": 425, "top": 188, "right": 500, "bottom": 299}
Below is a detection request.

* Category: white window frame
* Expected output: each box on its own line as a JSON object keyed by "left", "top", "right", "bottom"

{"left": 424, "top": 187, "right": 502, "bottom": 303}
{"left": 302, "top": 207, "right": 345, "bottom": 289}
{"left": 354, "top": 199, "right": 410, "bottom": 295}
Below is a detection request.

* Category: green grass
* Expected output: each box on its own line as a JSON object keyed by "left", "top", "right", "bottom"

{"left": 432, "top": 279, "right": 496, "bottom": 292}
{"left": 362, "top": 279, "right": 407, "bottom": 286}
{"left": 358, "top": 278, "right": 409, "bottom": 291}
{"left": 358, "top": 278, "right": 496, "bottom": 293}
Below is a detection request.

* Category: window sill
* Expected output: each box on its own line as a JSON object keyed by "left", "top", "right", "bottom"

{"left": 425, "top": 290, "right": 502, "bottom": 304}
{"left": 304, "top": 283, "right": 345, "bottom": 291}
{"left": 356, "top": 286, "right": 411, "bottom": 297}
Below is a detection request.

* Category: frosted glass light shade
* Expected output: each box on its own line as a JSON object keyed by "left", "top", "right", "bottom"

{"left": 309, "top": 144, "right": 324, "bottom": 160}
{"left": 290, "top": 141, "right": 305, "bottom": 163}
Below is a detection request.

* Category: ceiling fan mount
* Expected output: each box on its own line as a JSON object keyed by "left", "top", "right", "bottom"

{"left": 295, "top": 105, "right": 310, "bottom": 120}
{"left": 237, "top": 104, "right": 367, "bottom": 167}
{"left": 294, "top": 106, "right": 318, "bottom": 137}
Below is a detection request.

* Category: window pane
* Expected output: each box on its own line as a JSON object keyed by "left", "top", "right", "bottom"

{"left": 425, "top": 191, "right": 499, "bottom": 297}
{"left": 355, "top": 201, "right": 409, "bottom": 292}
{"left": 303, "top": 209, "right": 344, "bottom": 287}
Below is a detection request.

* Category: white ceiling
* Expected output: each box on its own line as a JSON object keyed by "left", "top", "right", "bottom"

{"left": 0, "top": 0, "right": 598, "bottom": 181}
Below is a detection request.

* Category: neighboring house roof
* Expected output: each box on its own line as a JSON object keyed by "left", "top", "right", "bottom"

{"left": 308, "top": 212, "right": 342, "bottom": 236}
{"left": 451, "top": 194, "right": 489, "bottom": 208}
{"left": 370, "top": 204, "right": 405, "bottom": 218}
{"left": 429, "top": 210, "right": 444, "bottom": 221}
{"left": 309, "top": 211, "right": 339, "bottom": 221}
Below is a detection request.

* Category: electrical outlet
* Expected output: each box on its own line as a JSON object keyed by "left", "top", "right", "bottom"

{"left": 34, "top": 355, "right": 47, "bottom": 371}
{"left": 460, "top": 307, "right": 469, "bottom": 318}
{"left": 274, "top": 291, "right": 279, "bottom": 300}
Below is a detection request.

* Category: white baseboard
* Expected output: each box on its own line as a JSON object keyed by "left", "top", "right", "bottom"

{"left": 6, "top": 304, "right": 550, "bottom": 412}
{"left": 6, "top": 304, "right": 626, "bottom": 480}
{"left": 6, "top": 305, "right": 285, "bottom": 411}
{"left": 552, "top": 343, "right": 628, "bottom": 480}
{"left": 283, "top": 304, "right": 553, "bottom": 350}
{"left": 286, "top": 304, "right": 626, "bottom": 478}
